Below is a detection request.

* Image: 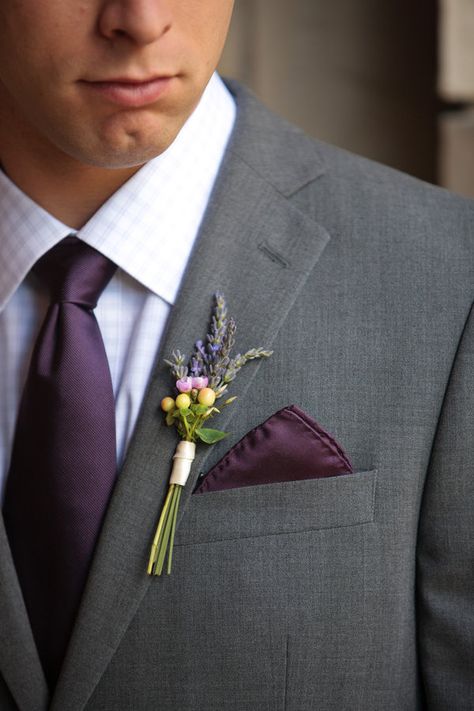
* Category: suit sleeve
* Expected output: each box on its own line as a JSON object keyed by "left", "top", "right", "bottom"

{"left": 417, "top": 301, "right": 474, "bottom": 709}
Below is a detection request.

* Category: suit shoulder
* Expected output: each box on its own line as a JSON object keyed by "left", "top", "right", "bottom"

{"left": 309, "top": 136, "right": 474, "bottom": 222}
{"left": 307, "top": 139, "right": 473, "bottom": 258}
{"left": 225, "top": 80, "right": 473, "bottom": 259}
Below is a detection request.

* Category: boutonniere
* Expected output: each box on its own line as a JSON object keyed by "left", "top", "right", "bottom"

{"left": 147, "top": 293, "right": 273, "bottom": 576}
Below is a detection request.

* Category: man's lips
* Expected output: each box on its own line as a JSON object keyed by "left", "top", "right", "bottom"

{"left": 81, "top": 76, "right": 175, "bottom": 107}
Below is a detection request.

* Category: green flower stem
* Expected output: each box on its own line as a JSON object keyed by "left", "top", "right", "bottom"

{"left": 147, "top": 485, "right": 174, "bottom": 574}
{"left": 155, "top": 484, "right": 180, "bottom": 575}
{"left": 182, "top": 414, "right": 192, "bottom": 440}
{"left": 147, "top": 483, "right": 184, "bottom": 576}
{"left": 189, "top": 413, "right": 205, "bottom": 441}
{"left": 167, "top": 485, "right": 182, "bottom": 574}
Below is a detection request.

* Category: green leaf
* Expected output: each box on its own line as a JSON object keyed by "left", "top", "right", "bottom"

{"left": 179, "top": 408, "right": 192, "bottom": 418}
{"left": 196, "top": 428, "right": 229, "bottom": 444}
{"left": 165, "top": 411, "right": 175, "bottom": 426}
{"left": 190, "top": 404, "right": 209, "bottom": 415}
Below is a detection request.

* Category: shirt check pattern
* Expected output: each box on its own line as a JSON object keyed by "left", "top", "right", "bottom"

{"left": 0, "top": 73, "right": 236, "bottom": 502}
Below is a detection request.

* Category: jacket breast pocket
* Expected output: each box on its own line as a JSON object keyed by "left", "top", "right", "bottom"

{"left": 174, "top": 468, "right": 377, "bottom": 547}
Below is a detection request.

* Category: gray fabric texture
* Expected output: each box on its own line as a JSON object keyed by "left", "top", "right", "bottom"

{"left": 0, "top": 79, "right": 473, "bottom": 711}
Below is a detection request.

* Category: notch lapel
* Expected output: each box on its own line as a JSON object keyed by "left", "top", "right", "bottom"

{"left": 46, "top": 84, "right": 331, "bottom": 710}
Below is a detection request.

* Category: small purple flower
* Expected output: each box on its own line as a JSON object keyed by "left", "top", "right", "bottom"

{"left": 176, "top": 377, "right": 193, "bottom": 393}
{"left": 192, "top": 376, "right": 208, "bottom": 390}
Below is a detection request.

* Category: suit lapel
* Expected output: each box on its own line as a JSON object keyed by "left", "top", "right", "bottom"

{"left": 0, "top": 518, "right": 49, "bottom": 711}
{"left": 0, "top": 83, "right": 331, "bottom": 711}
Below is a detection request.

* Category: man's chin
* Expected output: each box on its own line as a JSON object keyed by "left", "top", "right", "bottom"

{"left": 88, "top": 126, "right": 183, "bottom": 168}
{"left": 81, "top": 145, "right": 167, "bottom": 170}
{"left": 64, "top": 129, "right": 178, "bottom": 169}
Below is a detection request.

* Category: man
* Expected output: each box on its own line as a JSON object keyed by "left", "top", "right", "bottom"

{"left": 0, "top": 1, "right": 472, "bottom": 710}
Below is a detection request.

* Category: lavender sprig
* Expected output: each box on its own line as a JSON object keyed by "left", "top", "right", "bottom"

{"left": 165, "top": 294, "right": 273, "bottom": 397}
{"left": 189, "top": 340, "right": 206, "bottom": 377}
{"left": 208, "top": 317, "right": 236, "bottom": 389}
{"left": 163, "top": 350, "right": 188, "bottom": 380}
{"left": 207, "top": 292, "right": 228, "bottom": 355}
{"left": 202, "top": 292, "right": 228, "bottom": 378}
{"left": 223, "top": 348, "right": 273, "bottom": 385}
{"left": 186, "top": 292, "right": 227, "bottom": 380}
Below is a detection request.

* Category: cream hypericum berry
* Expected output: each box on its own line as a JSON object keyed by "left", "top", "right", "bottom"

{"left": 197, "top": 388, "right": 216, "bottom": 407}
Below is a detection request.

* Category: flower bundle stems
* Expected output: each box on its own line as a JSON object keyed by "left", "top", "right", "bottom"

{"left": 147, "top": 483, "right": 183, "bottom": 575}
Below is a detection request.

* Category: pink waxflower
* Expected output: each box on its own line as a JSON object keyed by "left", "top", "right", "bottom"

{"left": 192, "top": 376, "right": 209, "bottom": 390}
{"left": 176, "top": 377, "right": 193, "bottom": 393}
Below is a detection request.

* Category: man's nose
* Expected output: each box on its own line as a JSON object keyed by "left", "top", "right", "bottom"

{"left": 98, "top": 0, "right": 172, "bottom": 46}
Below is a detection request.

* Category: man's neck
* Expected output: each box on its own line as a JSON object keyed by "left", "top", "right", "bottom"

{"left": 0, "top": 106, "right": 142, "bottom": 230}
{"left": 1, "top": 157, "right": 141, "bottom": 230}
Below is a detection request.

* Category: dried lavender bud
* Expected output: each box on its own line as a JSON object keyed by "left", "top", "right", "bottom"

{"left": 164, "top": 349, "right": 189, "bottom": 380}
{"left": 206, "top": 294, "right": 228, "bottom": 362}
{"left": 220, "top": 318, "right": 236, "bottom": 359}
{"left": 223, "top": 348, "right": 273, "bottom": 383}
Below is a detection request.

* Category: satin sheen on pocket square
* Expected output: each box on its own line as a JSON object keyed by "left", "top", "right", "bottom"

{"left": 193, "top": 404, "right": 353, "bottom": 494}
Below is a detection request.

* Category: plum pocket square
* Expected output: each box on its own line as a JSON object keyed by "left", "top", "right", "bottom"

{"left": 193, "top": 404, "right": 353, "bottom": 494}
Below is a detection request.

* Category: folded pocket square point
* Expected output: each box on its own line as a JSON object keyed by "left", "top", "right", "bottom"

{"left": 193, "top": 404, "right": 353, "bottom": 494}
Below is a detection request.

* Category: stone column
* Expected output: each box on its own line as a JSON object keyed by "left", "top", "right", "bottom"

{"left": 220, "top": 0, "right": 437, "bottom": 182}
{"left": 438, "top": 0, "right": 474, "bottom": 197}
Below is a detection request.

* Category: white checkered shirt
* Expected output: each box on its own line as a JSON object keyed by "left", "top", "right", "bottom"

{"left": 0, "top": 73, "right": 236, "bottom": 502}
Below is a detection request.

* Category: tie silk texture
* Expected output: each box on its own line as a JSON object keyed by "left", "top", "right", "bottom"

{"left": 3, "top": 236, "right": 118, "bottom": 691}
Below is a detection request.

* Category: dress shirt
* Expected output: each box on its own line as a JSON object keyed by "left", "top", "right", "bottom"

{"left": 0, "top": 72, "right": 236, "bottom": 502}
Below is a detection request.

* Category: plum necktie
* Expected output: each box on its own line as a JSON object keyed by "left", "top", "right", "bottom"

{"left": 3, "top": 236, "right": 118, "bottom": 690}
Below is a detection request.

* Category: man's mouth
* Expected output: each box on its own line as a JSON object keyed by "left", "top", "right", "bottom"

{"left": 80, "top": 75, "right": 176, "bottom": 107}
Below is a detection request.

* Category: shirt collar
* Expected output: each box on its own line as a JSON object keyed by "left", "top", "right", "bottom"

{"left": 0, "top": 73, "right": 236, "bottom": 312}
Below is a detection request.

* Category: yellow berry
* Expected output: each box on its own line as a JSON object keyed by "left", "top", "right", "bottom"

{"left": 197, "top": 388, "right": 216, "bottom": 407}
{"left": 161, "top": 397, "right": 175, "bottom": 413}
{"left": 176, "top": 393, "right": 191, "bottom": 409}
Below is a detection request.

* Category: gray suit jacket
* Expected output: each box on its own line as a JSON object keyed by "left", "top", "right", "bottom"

{"left": 1, "top": 80, "right": 473, "bottom": 711}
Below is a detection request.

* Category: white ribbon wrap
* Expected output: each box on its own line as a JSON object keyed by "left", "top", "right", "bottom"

{"left": 169, "top": 441, "right": 196, "bottom": 486}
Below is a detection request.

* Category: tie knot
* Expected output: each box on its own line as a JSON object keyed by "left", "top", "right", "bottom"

{"left": 33, "top": 236, "right": 117, "bottom": 309}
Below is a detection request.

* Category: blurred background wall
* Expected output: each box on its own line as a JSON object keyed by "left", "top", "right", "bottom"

{"left": 219, "top": 0, "right": 474, "bottom": 198}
